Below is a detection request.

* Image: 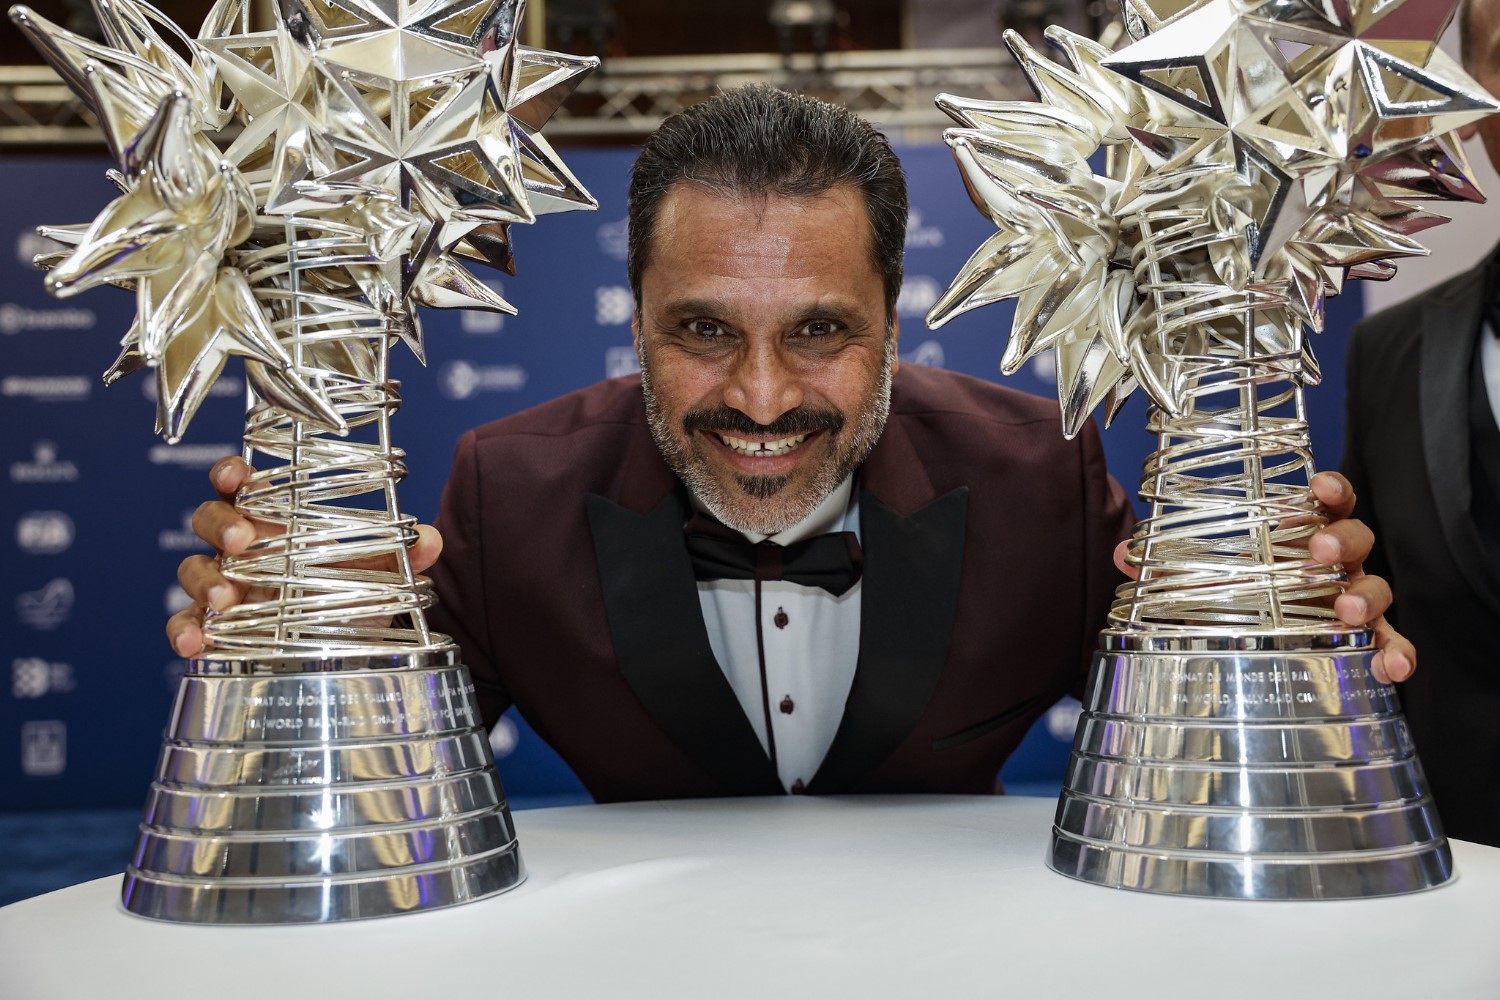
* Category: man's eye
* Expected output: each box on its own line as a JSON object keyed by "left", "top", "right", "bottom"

{"left": 689, "top": 320, "right": 723, "bottom": 338}
{"left": 800, "top": 320, "right": 838, "bottom": 337}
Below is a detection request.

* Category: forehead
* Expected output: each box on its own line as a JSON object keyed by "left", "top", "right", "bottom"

{"left": 642, "top": 183, "right": 878, "bottom": 291}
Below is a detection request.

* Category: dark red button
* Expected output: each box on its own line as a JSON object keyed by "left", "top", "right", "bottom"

{"left": 774, "top": 607, "right": 789, "bottom": 629}
{"left": 790, "top": 779, "right": 806, "bottom": 794}
{"left": 780, "top": 695, "right": 794, "bottom": 714}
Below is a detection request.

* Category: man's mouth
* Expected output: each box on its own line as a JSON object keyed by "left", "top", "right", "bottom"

{"left": 714, "top": 431, "right": 809, "bottom": 457}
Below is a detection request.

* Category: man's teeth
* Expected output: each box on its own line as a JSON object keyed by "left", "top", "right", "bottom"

{"left": 717, "top": 432, "right": 808, "bottom": 456}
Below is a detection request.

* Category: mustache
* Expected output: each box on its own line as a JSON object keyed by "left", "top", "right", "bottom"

{"left": 683, "top": 404, "right": 845, "bottom": 439}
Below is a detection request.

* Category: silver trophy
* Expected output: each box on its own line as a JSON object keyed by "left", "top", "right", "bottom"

{"left": 11, "top": 0, "right": 596, "bottom": 922}
{"left": 929, "top": 0, "right": 1497, "bottom": 898}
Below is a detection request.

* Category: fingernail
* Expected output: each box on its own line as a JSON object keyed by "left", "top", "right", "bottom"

{"left": 212, "top": 462, "right": 235, "bottom": 489}
{"left": 1317, "top": 534, "right": 1340, "bottom": 561}
{"left": 223, "top": 523, "right": 251, "bottom": 549}
{"left": 209, "top": 584, "right": 233, "bottom": 610}
{"left": 1387, "top": 654, "right": 1410, "bottom": 682}
{"left": 1346, "top": 596, "right": 1368, "bottom": 621}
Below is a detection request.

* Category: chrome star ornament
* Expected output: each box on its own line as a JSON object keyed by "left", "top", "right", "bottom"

{"left": 929, "top": 0, "right": 1498, "bottom": 635}
{"left": 930, "top": 0, "right": 1496, "bottom": 437}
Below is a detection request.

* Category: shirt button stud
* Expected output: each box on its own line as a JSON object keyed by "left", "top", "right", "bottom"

{"left": 780, "top": 695, "right": 794, "bottom": 714}
{"left": 774, "top": 607, "right": 789, "bottom": 629}
{"left": 791, "top": 779, "right": 806, "bottom": 794}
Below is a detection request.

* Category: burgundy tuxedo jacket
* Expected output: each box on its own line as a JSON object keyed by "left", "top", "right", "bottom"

{"left": 426, "top": 364, "right": 1134, "bottom": 802}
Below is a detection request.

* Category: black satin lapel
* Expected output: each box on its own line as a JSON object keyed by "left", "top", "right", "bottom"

{"left": 585, "top": 492, "right": 783, "bottom": 796}
{"left": 807, "top": 486, "right": 969, "bottom": 793}
{"left": 1419, "top": 287, "right": 1500, "bottom": 615}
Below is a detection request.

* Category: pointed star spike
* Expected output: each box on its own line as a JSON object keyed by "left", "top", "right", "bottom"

{"left": 1360, "top": 131, "right": 1490, "bottom": 203}
{"left": 411, "top": 256, "right": 518, "bottom": 312}
{"left": 1057, "top": 332, "right": 1131, "bottom": 439}
{"left": 1103, "top": 1, "right": 1240, "bottom": 124}
{"left": 509, "top": 47, "right": 598, "bottom": 130}
{"left": 512, "top": 124, "right": 598, "bottom": 215}
{"left": 7, "top": 5, "right": 155, "bottom": 115}
{"left": 1119, "top": 0, "right": 1210, "bottom": 38}
{"left": 927, "top": 229, "right": 1044, "bottom": 329}
{"left": 1002, "top": 255, "right": 1094, "bottom": 373}
{"left": 103, "top": 325, "right": 149, "bottom": 386}
{"left": 1339, "top": 0, "right": 1459, "bottom": 63}
{"left": 451, "top": 223, "right": 517, "bottom": 274}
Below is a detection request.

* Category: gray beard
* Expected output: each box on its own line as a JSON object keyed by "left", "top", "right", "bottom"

{"left": 639, "top": 342, "right": 894, "bottom": 535}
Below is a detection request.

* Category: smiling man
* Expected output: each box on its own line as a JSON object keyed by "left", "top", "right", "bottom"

{"left": 171, "top": 84, "right": 1407, "bottom": 802}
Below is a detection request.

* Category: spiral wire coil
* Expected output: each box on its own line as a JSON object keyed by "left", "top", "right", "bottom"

{"left": 204, "top": 215, "right": 440, "bottom": 656}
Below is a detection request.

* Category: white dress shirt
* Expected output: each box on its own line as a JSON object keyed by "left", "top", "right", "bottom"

{"left": 693, "top": 479, "right": 861, "bottom": 793}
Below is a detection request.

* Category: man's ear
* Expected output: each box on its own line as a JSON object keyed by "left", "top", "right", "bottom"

{"left": 632, "top": 310, "right": 643, "bottom": 358}
{"left": 889, "top": 313, "right": 900, "bottom": 376}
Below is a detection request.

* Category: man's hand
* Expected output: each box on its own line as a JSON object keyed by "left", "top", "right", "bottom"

{"left": 1111, "top": 471, "right": 1415, "bottom": 685}
{"left": 165, "top": 456, "right": 445, "bottom": 658}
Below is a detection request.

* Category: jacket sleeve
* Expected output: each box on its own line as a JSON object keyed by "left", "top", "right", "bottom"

{"left": 427, "top": 428, "right": 514, "bottom": 728}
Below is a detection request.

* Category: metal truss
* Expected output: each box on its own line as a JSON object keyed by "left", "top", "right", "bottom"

{"left": 0, "top": 48, "right": 1029, "bottom": 146}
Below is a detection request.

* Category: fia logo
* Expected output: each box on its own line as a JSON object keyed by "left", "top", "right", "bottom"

{"left": 0, "top": 304, "right": 97, "bottom": 336}
{"left": 904, "top": 209, "right": 945, "bottom": 249}
{"left": 16, "top": 578, "right": 74, "bottom": 631}
{"left": 12, "top": 658, "right": 76, "bottom": 699}
{"left": 605, "top": 345, "right": 640, "bottom": 379}
{"left": 596, "top": 217, "right": 629, "bottom": 260}
{"left": 896, "top": 276, "right": 942, "bottom": 318}
{"left": 9, "top": 441, "right": 79, "bottom": 484}
{"left": 439, "top": 361, "right": 527, "bottom": 400}
{"left": 1045, "top": 698, "right": 1083, "bottom": 742}
{"left": 158, "top": 509, "right": 209, "bottom": 552}
{"left": 15, "top": 511, "right": 75, "bottom": 555}
{"left": 0, "top": 374, "right": 91, "bottom": 401}
{"left": 595, "top": 286, "right": 633, "bottom": 326}
{"left": 20, "top": 720, "right": 66, "bottom": 777}
{"left": 488, "top": 715, "right": 520, "bottom": 758}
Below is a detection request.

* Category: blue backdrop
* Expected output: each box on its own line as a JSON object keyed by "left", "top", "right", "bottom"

{"left": 0, "top": 146, "right": 1366, "bottom": 809}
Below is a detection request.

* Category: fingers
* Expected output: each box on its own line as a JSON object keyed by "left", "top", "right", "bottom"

{"left": 177, "top": 553, "right": 239, "bottom": 611}
{"left": 166, "top": 602, "right": 207, "bottom": 659}
{"left": 1307, "top": 517, "right": 1374, "bottom": 567}
{"left": 192, "top": 500, "right": 260, "bottom": 556}
{"left": 411, "top": 524, "right": 444, "bottom": 575}
{"left": 1112, "top": 539, "right": 1138, "bottom": 580}
{"left": 1333, "top": 572, "right": 1392, "bottom": 627}
{"left": 1310, "top": 471, "right": 1355, "bottom": 520}
{"left": 210, "top": 456, "right": 251, "bottom": 502}
{"left": 1369, "top": 618, "right": 1416, "bottom": 684}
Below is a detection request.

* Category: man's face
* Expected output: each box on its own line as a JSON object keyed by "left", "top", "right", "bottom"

{"left": 634, "top": 182, "right": 897, "bottom": 535}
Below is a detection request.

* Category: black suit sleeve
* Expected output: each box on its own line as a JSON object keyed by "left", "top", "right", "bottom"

{"left": 427, "top": 429, "right": 515, "bottom": 728}
{"left": 1074, "top": 418, "right": 1136, "bottom": 700}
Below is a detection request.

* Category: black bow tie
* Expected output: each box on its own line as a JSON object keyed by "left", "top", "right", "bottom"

{"left": 684, "top": 512, "right": 863, "bottom": 596}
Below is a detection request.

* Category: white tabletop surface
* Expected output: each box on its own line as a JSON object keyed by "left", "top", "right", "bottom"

{"left": 2, "top": 794, "right": 1497, "bottom": 999}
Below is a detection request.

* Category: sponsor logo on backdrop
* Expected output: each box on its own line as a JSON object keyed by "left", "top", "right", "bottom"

{"left": 17, "top": 578, "right": 74, "bottom": 631}
{"left": 16, "top": 511, "right": 75, "bottom": 555}
{"left": 460, "top": 309, "right": 505, "bottom": 334}
{"left": 142, "top": 373, "right": 242, "bottom": 402}
{"left": 12, "top": 658, "right": 76, "bottom": 699}
{"left": 1031, "top": 350, "right": 1057, "bottom": 382}
{"left": 164, "top": 584, "right": 193, "bottom": 616}
{"left": 148, "top": 443, "right": 238, "bottom": 468}
{"left": 595, "top": 285, "right": 633, "bottom": 326}
{"left": 596, "top": 216, "right": 628, "bottom": 260}
{"left": 605, "top": 345, "right": 640, "bottom": 379}
{"left": 900, "top": 340, "right": 945, "bottom": 368}
{"left": 159, "top": 509, "right": 210, "bottom": 552}
{"left": 1, "top": 374, "right": 91, "bottom": 401}
{"left": 20, "top": 720, "right": 66, "bottom": 777}
{"left": 488, "top": 715, "right": 520, "bottom": 758}
{"left": 905, "top": 210, "right": 944, "bottom": 249}
{"left": 440, "top": 360, "right": 527, "bottom": 400}
{"left": 10, "top": 441, "right": 79, "bottom": 484}
{"left": 896, "top": 275, "right": 941, "bottom": 318}
{"left": 1045, "top": 698, "right": 1082, "bottom": 742}
{"left": 15, "top": 229, "right": 59, "bottom": 264}
{"left": 0, "top": 304, "right": 97, "bottom": 336}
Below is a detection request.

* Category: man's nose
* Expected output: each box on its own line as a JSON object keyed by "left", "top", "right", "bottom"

{"left": 722, "top": 342, "right": 803, "bottom": 426}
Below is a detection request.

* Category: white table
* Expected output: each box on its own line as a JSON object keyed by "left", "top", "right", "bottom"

{"left": 3, "top": 795, "right": 1497, "bottom": 999}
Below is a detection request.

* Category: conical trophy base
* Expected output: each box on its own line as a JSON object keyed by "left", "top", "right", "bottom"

{"left": 121, "top": 647, "right": 525, "bottom": 923}
{"left": 1047, "top": 634, "right": 1453, "bottom": 899}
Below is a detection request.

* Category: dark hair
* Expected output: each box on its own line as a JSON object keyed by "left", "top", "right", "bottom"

{"left": 627, "top": 84, "right": 908, "bottom": 318}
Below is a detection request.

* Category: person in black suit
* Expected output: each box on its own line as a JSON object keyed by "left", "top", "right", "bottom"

{"left": 1342, "top": 0, "right": 1500, "bottom": 849}
{"left": 169, "top": 86, "right": 1408, "bottom": 802}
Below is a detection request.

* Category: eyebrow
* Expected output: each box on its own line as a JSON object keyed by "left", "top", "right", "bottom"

{"left": 656, "top": 297, "right": 871, "bottom": 328}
